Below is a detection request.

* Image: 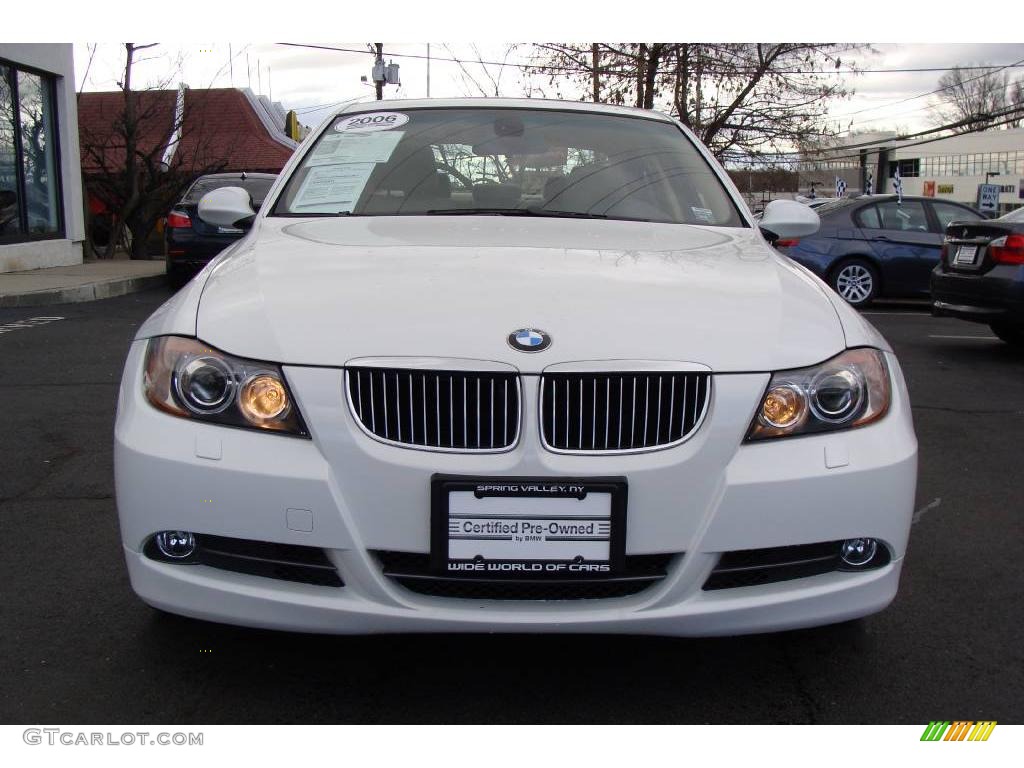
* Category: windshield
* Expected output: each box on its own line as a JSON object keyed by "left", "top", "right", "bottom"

{"left": 998, "top": 206, "right": 1024, "bottom": 223}
{"left": 184, "top": 176, "right": 276, "bottom": 206}
{"left": 810, "top": 198, "right": 858, "bottom": 217}
{"left": 272, "top": 107, "right": 745, "bottom": 226}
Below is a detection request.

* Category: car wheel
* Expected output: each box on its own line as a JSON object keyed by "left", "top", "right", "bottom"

{"left": 830, "top": 259, "right": 879, "bottom": 307}
{"left": 989, "top": 323, "right": 1024, "bottom": 347}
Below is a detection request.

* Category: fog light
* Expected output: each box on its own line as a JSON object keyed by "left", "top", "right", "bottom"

{"left": 155, "top": 530, "right": 196, "bottom": 559}
{"left": 841, "top": 537, "right": 878, "bottom": 567}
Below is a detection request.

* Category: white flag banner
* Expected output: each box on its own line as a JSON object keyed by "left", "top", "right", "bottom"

{"left": 893, "top": 167, "right": 903, "bottom": 204}
{"left": 865, "top": 170, "right": 874, "bottom": 196}
{"left": 835, "top": 176, "right": 847, "bottom": 198}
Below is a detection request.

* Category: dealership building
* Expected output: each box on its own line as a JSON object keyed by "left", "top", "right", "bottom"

{"left": 0, "top": 43, "right": 84, "bottom": 274}
{"left": 799, "top": 126, "right": 1024, "bottom": 215}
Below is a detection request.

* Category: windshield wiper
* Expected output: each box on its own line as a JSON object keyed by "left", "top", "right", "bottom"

{"left": 278, "top": 210, "right": 364, "bottom": 217}
{"left": 425, "top": 207, "right": 613, "bottom": 220}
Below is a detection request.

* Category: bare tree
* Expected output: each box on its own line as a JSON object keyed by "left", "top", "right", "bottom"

{"left": 1010, "top": 79, "right": 1024, "bottom": 128}
{"left": 931, "top": 64, "right": 1023, "bottom": 131}
{"left": 444, "top": 44, "right": 520, "bottom": 97}
{"left": 529, "top": 43, "right": 867, "bottom": 159}
{"left": 79, "top": 43, "right": 228, "bottom": 258}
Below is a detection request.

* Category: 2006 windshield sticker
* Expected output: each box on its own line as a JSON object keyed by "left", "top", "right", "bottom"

{"left": 335, "top": 112, "right": 409, "bottom": 133}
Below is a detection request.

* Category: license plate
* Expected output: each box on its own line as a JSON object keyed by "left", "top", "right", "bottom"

{"left": 431, "top": 476, "right": 627, "bottom": 577}
{"left": 955, "top": 244, "right": 978, "bottom": 265}
{"left": 217, "top": 226, "right": 244, "bottom": 234}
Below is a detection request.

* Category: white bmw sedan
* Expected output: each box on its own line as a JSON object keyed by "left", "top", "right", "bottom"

{"left": 114, "top": 98, "right": 917, "bottom": 636}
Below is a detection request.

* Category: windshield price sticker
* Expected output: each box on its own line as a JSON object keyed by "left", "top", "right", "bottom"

{"left": 291, "top": 162, "right": 375, "bottom": 213}
{"left": 307, "top": 131, "right": 404, "bottom": 167}
{"left": 335, "top": 111, "right": 410, "bottom": 133}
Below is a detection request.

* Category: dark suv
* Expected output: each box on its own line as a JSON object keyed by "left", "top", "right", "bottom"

{"left": 776, "top": 195, "right": 983, "bottom": 307}
{"left": 165, "top": 172, "right": 277, "bottom": 285}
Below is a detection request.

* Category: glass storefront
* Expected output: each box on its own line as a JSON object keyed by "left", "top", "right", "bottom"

{"left": 0, "top": 60, "right": 62, "bottom": 243}
{"left": 0, "top": 64, "right": 21, "bottom": 239}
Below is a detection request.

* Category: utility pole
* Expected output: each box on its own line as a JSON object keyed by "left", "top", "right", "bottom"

{"left": 229, "top": 43, "right": 234, "bottom": 87}
{"left": 374, "top": 43, "right": 384, "bottom": 100}
{"left": 591, "top": 43, "right": 600, "bottom": 102}
{"left": 426, "top": 43, "right": 431, "bottom": 98}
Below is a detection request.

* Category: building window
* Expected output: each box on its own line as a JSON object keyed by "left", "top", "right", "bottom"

{"left": 0, "top": 60, "right": 62, "bottom": 244}
{"left": 888, "top": 158, "right": 920, "bottom": 178}
{"left": 0, "top": 64, "right": 20, "bottom": 239}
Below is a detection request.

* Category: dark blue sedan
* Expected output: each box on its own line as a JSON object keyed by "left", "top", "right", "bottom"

{"left": 164, "top": 172, "right": 277, "bottom": 286}
{"left": 776, "top": 195, "right": 983, "bottom": 307}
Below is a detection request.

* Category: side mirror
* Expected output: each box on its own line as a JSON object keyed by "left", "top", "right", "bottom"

{"left": 759, "top": 199, "right": 820, "bottom": 243}
{"left": 198, "top": 186, "right": 256, "bottom": 230}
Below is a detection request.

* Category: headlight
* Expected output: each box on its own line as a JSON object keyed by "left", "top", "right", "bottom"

{"left": 746, "top": 348, "right": 890, "bottom": 441}
{"left": 143, "top": 336, "right": 308, "bottom": 437}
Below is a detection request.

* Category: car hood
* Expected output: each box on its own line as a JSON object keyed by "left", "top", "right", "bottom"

{"left": 196, "top": 217, "right": 846, "bottom": 373}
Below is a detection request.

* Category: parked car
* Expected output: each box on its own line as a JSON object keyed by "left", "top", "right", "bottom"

{"left": 164, "top": 172, "right": 277, "bottom": 285}
{"left": 115, "top": 99, "right": 917, "bottom": 637}
{"left": 931, "top": 206, "right": 1024, "bottom": 346}
{"left": 798, "top": 196, "right": 838, "bottom": 210}
{"left": 777, "top": 195, "right": 983, "bottom": 307}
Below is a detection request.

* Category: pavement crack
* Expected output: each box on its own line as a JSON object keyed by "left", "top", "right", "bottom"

{"left": 3, "top": 432, "right": 82, "bottom": 503}
{"left": 911, "top": 404, "right": 1024, "bottom": 416}
{"left": 912, "top": 498, "right": 942, "bottom": 525}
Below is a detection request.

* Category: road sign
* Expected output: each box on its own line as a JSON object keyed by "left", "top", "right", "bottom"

{"left": 977, "top": 183, "right": 1000, "bottom": 213}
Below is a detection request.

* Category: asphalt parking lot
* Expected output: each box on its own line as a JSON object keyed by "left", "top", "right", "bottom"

{"left": 1, "top": 287, "right": 1022, "bottom": 724}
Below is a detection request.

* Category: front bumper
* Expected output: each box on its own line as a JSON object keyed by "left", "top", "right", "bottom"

{"left": 114, "top": 340, "right": 918, "bottom": 636}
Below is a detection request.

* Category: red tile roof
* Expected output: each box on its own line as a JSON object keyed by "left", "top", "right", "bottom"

{"left": 78, "top": 88, "right": 295, "bottom": 176}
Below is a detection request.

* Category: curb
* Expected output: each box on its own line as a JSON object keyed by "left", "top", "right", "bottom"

{"left": 0, "top": 272, "right": 168, "bottom": 308}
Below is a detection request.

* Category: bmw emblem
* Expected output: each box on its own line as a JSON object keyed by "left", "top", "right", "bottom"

{"left": 508, "top": 328, "right": 551, "bottom": 353}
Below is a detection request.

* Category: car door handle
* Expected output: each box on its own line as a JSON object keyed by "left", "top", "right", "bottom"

{"left": 874, "top": 235, "right": 891, "bottom": 241}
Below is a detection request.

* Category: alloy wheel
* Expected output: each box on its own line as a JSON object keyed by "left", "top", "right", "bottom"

{"left": 835, "top": 264, "right": 874, "bottom": 304}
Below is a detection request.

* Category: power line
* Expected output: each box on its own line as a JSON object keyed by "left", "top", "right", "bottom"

{"left": 723, "top": 106, "right": 1024, "bottom": 167}
{"left": 294, "top": 94, "right": 374, "bottom": 115}
{"left": 281, "top": 44, "right": 1024, "bottom": 145}
{"left": 769, "top": 103, "right": 1024, "bottom": 158}
{"left": 276, "top": 43, "right": 1024, "bottom": 78}
{"left": 725, "top": 103, "right": 1024, "bottom": 159}
{"left": 828, "top": 57, "right": 1024, "bottom": 129}
{"left": 280, "top": 42, "right": 1024, "bottom": 132}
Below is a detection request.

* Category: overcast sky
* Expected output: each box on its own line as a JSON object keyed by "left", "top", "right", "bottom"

{"left": 74, "top": 42, "right": 1024, "bottom": 135}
